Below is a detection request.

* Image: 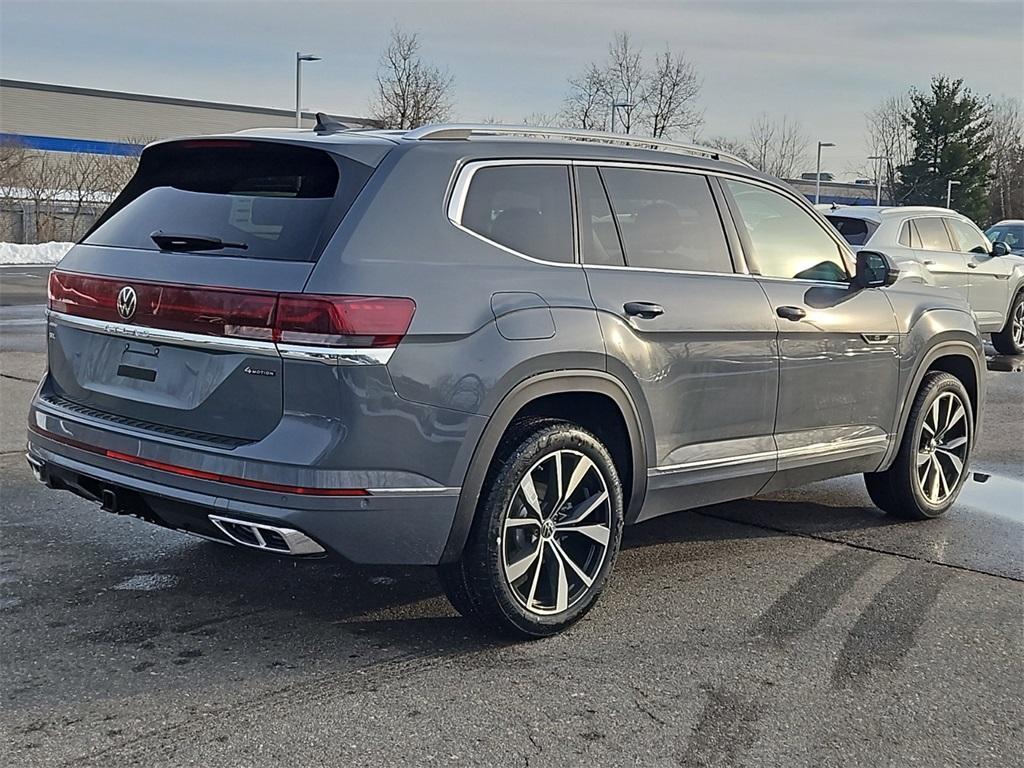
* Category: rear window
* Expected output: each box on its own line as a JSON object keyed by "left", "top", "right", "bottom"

{"left": 826, "top": 215, "right": 877, "bottom": 246}
{"left": 84, "top": 141, "right": 374, "bottom": 262}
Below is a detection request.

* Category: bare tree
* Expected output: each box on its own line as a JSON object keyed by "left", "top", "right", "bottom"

{"left": 703, "top": 135, "right": 755, "bottom": 164}
{"left": 988, "top": 97, "right": 1024, "bottom": 221}
{"left": 644, "top": 46, "right": 703, "bottom": 138}
{"left": 561, "top": 63, "right": 611, "bottom": 131}
{"left": 560, "top": 32, "right": 703, "bottom": 139}
{"left": 864, "top": 94, "right": 913, "bottom": 203}
{"left": 371, "top": 26, "right": 454, "bottom": 129}
{"left": 521, "top": 111, "right": 564, "bottom": 128}
{"left": 61, "top": 152, "right": 111, "bottom": 240}
{"left": 604, "top": 32, "right": 646, "bottom": 134}
{"left": 746, "top": 113, "right": 808, "bottom": 178}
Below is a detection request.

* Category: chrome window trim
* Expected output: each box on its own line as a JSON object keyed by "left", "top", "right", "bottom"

{"left": 446, "top": 156, "right": 856, "bottom": 277}
{"left": 48, "top": 311, "right": 395, "bottom": 366}
{"left": 585, "top": 263, "right": 755, "bottom": 280}
{"left": 447, "top": 159, "right": 581, "bottom": 269}
{"left": 649, "top": 434, "right": 889, "bottom": 476}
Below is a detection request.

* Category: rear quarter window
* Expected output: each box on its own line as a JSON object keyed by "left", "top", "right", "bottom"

{"left": 459, "top": 164, "right": 574, "bottom": 264}
{"left": 84, "top": 141, "right": 374, "bottom": 262}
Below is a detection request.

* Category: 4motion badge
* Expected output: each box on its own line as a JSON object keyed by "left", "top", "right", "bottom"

{"left": 243, "top": 366, "right": 276, "bottom": 377}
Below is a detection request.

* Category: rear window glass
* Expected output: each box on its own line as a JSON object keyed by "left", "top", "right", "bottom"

{"left": 84, "top": 141, "right": 373, "bottom": 262}
{"left": 826, "top": 216, "right": 877, "bottom": 246}
{"left": 460, "top": 165, "right": 574, "bottom": 263}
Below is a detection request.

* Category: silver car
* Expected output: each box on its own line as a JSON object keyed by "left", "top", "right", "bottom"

{"left": 827, "top": 206, "right": 1024, "bottom": 355}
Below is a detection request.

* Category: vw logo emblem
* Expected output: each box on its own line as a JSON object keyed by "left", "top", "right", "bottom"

{"left": 116, "top": 286, "right": 137, "bottom": 321}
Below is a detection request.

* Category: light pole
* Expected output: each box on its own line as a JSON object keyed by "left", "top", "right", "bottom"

{"left": 867, "top": 155, "right": 889, "bottom": 206}
{"left": 946, "top": 179, "right": 961, "bottom": 209}
{"left": 295, "top": 52, "right": 322, "bottom": 128}
{"left": 610, "top": 101, "right": 633, "bottom": 134}
{"left": 815, "top": 141, "right": 836, "bottom": 204}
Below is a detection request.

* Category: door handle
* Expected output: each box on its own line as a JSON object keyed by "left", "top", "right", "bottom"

{"left": 967, "top": 262, "right": 978, "bottom": 268}
{"left": 923, "top": 259, "right": 936, "bottom": 266}
{"left": 623, "top": 301, "right": 665, "bottom": 319}
{"left": 776, "top": 305, "right": 807, "bottom": 321}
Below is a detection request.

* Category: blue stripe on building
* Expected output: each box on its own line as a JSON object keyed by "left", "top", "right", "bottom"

{"left": 0, "top": 133, "right": 144, "bottom": 156}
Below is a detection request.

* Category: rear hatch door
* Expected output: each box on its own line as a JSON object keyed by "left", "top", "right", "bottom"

{"left": 45, "top": 138, "right": 379, "bottom": 444}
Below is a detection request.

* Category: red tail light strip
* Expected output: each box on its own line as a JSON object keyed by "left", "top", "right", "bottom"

{"left": 48, "top": 270, "right": 415, "bottom": 350}
{"left": 30, "top": 426, "right": 369, "bottom": 497}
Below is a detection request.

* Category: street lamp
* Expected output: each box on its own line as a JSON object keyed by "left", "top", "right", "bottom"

{"left": 611, "top": 101, "right": 633, "bottom": 134}
{"left": 295, "top": 52, "right": 322, "bottom": 128}
{"left": 946, "top": 179, "right": 961, "bottom": 209}
{"left": 815, "top": 141, "right": 836, "bottom": 204}
{"left": 867, "top": 155, "right": 889, "bottom": 206}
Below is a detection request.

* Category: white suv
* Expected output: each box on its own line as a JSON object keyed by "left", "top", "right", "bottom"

{"left": 826, "top": 206, "right": 1024, "bottom": 355}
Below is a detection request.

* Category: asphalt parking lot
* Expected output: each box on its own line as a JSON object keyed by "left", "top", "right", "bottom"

{"left": 2, "top": 265, "right": 1022, "bottom": 767}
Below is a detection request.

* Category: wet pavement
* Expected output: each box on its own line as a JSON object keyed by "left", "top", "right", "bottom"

{"left": 1, "top": 270, "right": 1022, "bottom": 766}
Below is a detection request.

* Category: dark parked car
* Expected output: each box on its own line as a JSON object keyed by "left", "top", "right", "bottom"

{"left": 28, "top": 123, "right": 985, "bottom": 637}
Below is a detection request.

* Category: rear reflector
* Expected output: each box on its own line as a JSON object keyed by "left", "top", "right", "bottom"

{"left": 48, "top": 270, "right": 415, "bottom": 349}
{"left": 30, "top": 426, "right": 369, "bottom": 496}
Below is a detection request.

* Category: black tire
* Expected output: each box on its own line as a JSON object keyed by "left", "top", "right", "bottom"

{"left": 440, "top": 419, "right": 624, "bottom": 638}
{"left": 864, "top": 371, "right": 973, "bottom": 520}
{"left": 991, "top": 291, "right": 1024, "bottom": 356}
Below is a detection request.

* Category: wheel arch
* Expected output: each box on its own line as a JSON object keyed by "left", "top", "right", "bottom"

{"left": 880, "top": 337, "right": 984, "bottom": 470}
{"left": 439, "top": 370, "right": 650, "bottom": 563}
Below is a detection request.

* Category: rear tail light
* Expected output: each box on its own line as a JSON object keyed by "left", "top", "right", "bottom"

{"left": 276, "top": 295, "right": 415, "bottom": 348}
{"left": 48, "top": 270, "right": 415, "bottom": 349}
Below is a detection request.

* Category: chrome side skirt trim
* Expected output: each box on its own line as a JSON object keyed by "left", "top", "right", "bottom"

{"left": 48, "top": 311, "right": 395, "bottom": 366}
{"left": 650, "top": 435, "right": 890, "bottom": 476}
{"left": 367, "top": 486, "right": 461, "bottom": 497}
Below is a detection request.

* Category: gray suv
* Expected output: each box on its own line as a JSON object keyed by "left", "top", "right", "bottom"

{"left": 27, "top": 123, "right": 985, "bottom": 637}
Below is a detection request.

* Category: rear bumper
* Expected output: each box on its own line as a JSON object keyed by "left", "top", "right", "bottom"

{"left": 26, "top": 427, "right": 461, "bottom": 566}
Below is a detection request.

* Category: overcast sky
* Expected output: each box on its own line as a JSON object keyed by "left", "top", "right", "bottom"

{"left": 2, "top": 0, "right": 1021, "bottom": 178}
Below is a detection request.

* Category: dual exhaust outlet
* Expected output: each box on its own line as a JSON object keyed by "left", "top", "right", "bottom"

{"left": 208, "top": 515, "right": 325, "bottom": 556}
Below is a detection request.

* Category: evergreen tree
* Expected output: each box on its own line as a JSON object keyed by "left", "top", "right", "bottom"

{"left": 895, "top": 76, "right": 992, "bottom": 222}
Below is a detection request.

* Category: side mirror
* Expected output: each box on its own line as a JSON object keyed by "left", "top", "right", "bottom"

{"left": 852, "top": 250, "right": 899, "bottom": 289}
{"left": 992, "top": 240, "right": 1012, "bottom": 257}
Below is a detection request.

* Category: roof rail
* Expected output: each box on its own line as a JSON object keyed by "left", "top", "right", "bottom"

{"left": 403, "top": 123, "right": 755, "bottom": 169}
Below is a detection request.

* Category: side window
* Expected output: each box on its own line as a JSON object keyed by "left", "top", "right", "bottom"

{"left": 946, "top": 218, "right": 990, "bottom": 254}
{"left": 599, "top": 167, "right": 732, "bottom": 273}
{"left": 724, "top": 180, "right": 848, "bottom": 282}
{"left": 898, "top": 220, "right": 913, "bottom": 247}
{"left": 914, "top": 217, "right": 953, "bottom": 251}
{"left": 460, "top": 165, "right": 573, "bottom": 263}
{"left": 576, "top": 166, "right": 625, "bottom": 267}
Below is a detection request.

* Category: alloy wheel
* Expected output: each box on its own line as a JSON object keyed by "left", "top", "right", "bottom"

{"left": 501, "top": 449, "right": 612, "bottom": 616}
{"left": 1012, "top": 300, "right": 1024, "bottom": 348}
{"left": 916, "top": 392, "right": 970, "bottom": 506}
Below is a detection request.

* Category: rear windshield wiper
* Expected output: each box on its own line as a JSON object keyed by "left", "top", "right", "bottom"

{"left": 150, "top": 231, "right": 248, "bottom": 252}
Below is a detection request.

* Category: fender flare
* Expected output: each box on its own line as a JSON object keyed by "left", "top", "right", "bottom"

{"left": 439, "top": 370, "right": 649, "bottom": 563}
{"left": 879, "top": 337, "right": 985, "bottom": 470}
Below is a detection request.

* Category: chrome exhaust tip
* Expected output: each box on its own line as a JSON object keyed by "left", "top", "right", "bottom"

{"left": 208, "top": 515, "right": 325, "bottom": 556}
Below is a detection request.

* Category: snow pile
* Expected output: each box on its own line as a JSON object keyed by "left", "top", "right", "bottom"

{"left": 0, "top": 241, "right": 74, "bottom": 265}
